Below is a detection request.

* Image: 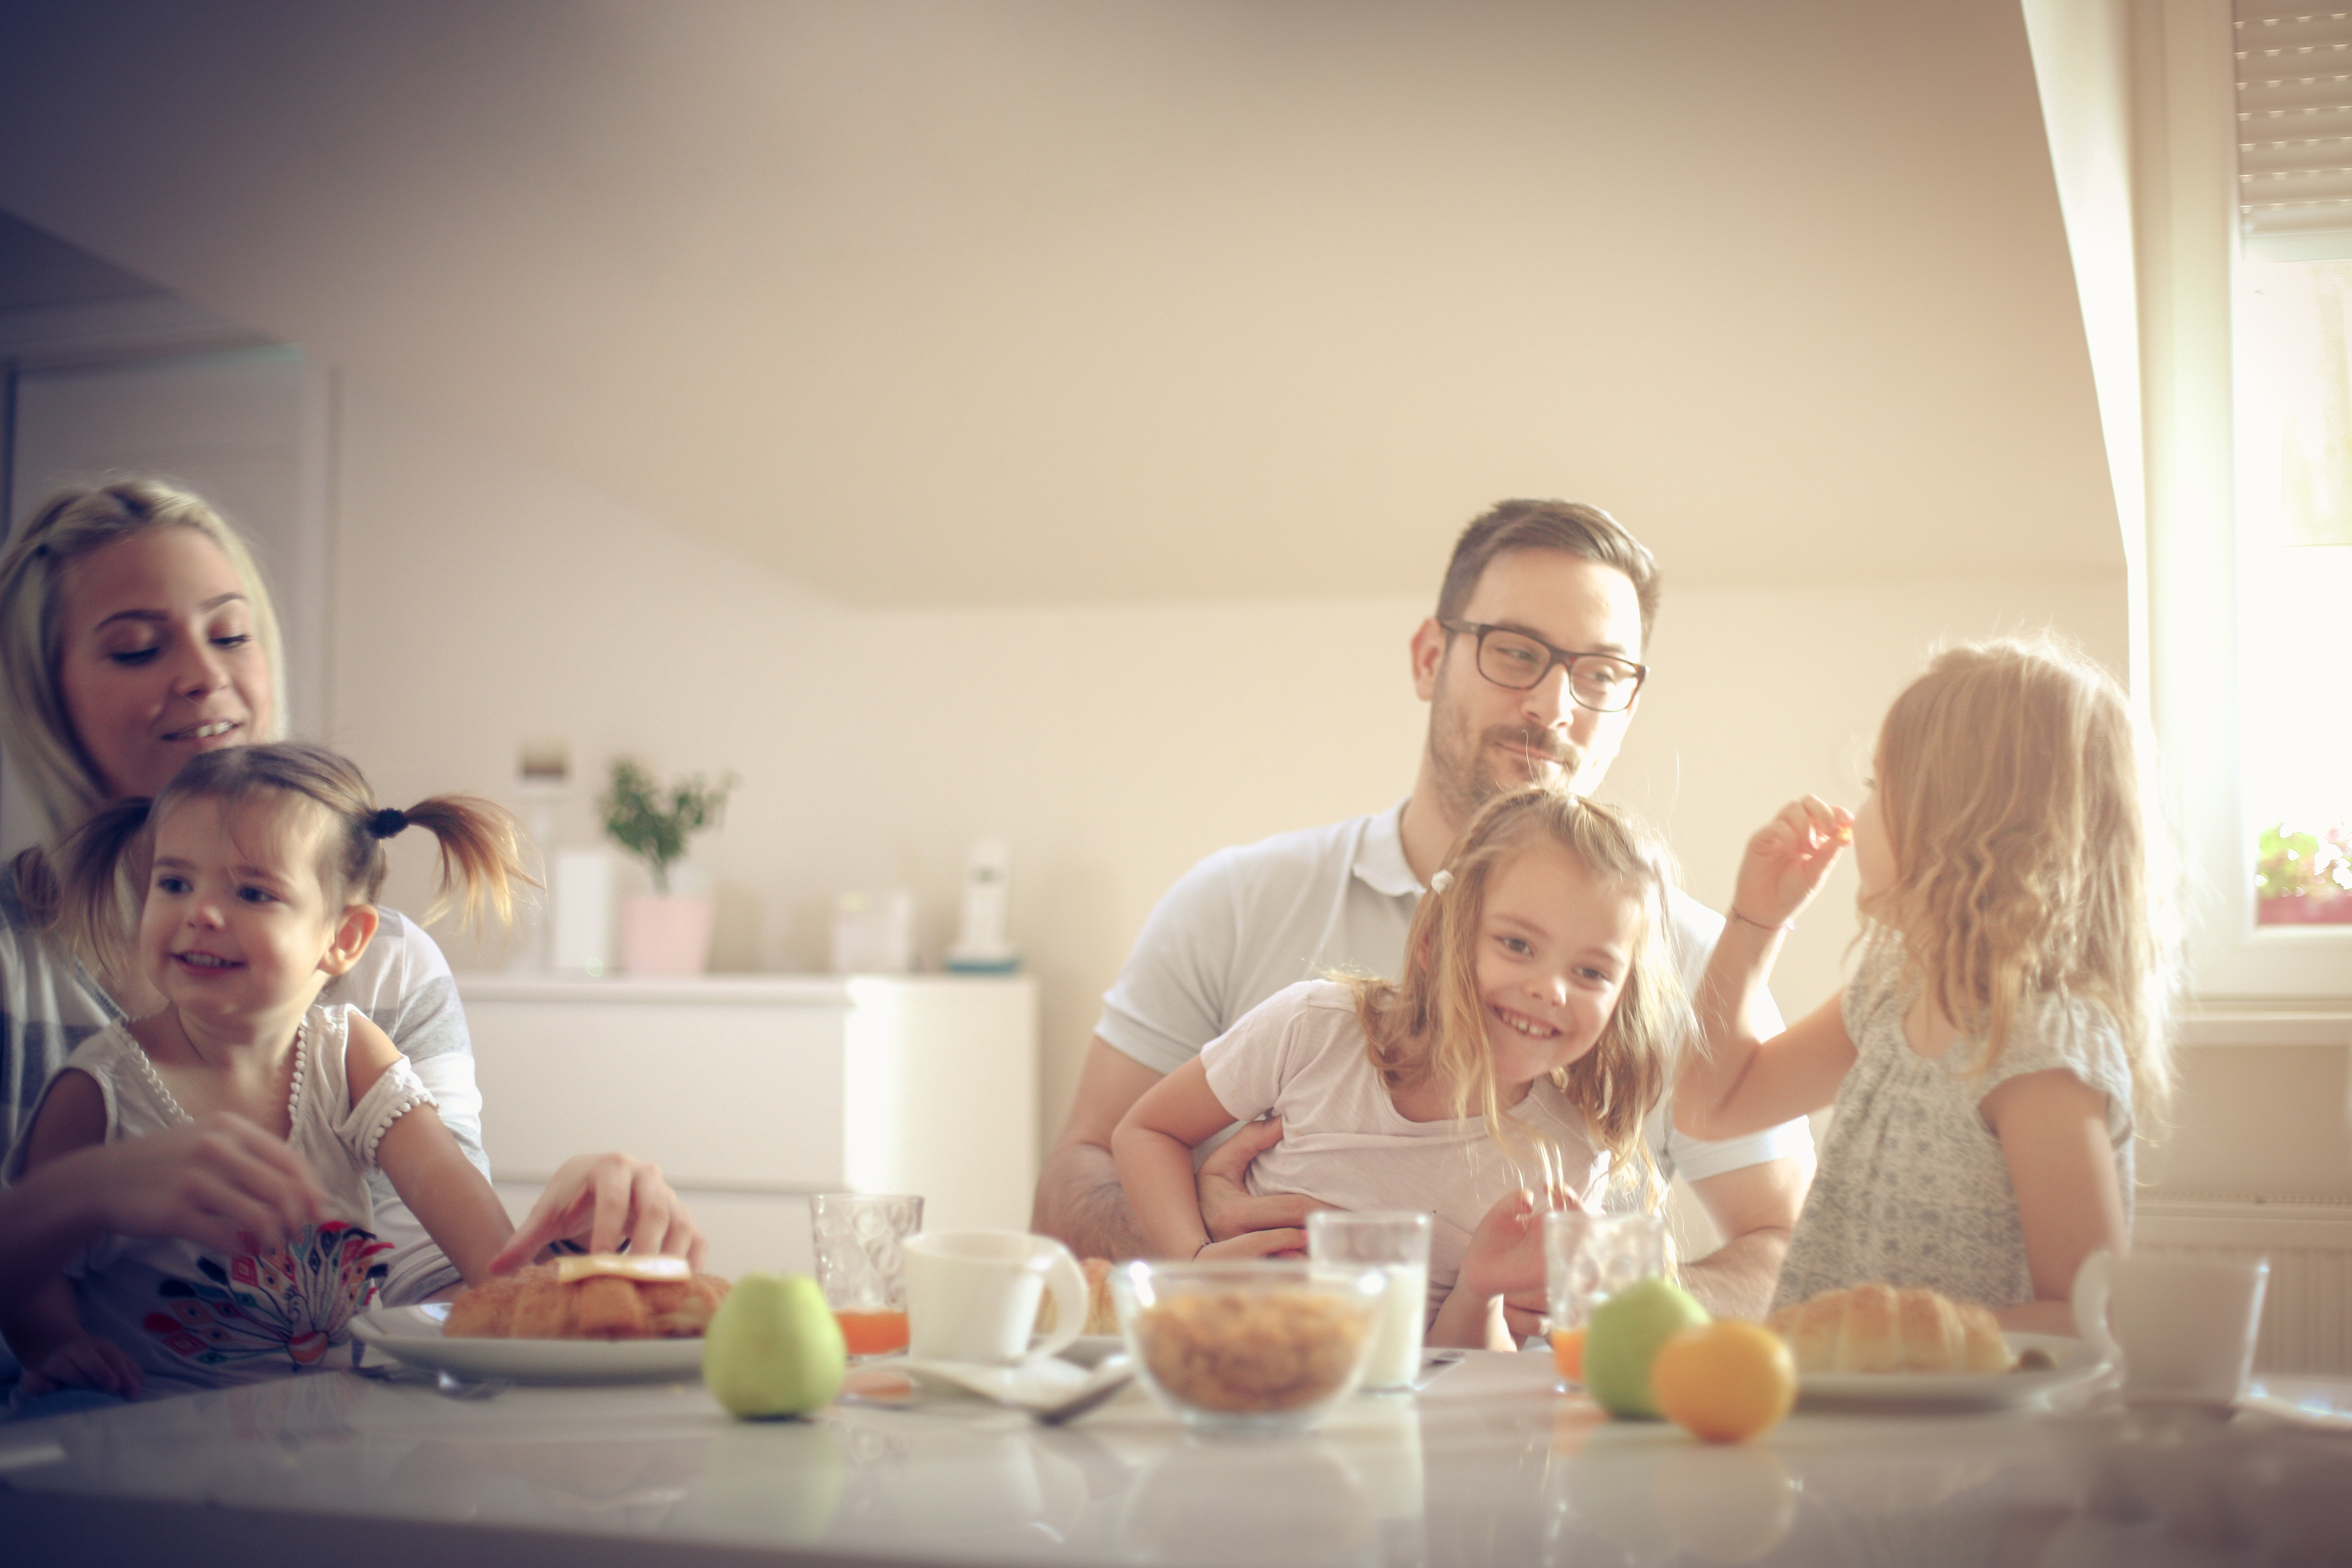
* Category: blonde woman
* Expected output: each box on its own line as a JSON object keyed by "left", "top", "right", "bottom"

{"left": 1675, "top": 639, "right": 2174, "bottom": 1334}
{"left": 0, "top": 482, "right": 697, "bottom": 1370}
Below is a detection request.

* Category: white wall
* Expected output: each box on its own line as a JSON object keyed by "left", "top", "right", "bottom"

{"left": 332, "top": 379, "right": 2134, "bottom": 1159}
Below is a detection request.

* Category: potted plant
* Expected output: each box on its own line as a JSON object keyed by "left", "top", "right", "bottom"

{"left": 2254, "top": 821, "right": 2352, "bottom": 927}
{"left": 600, "top": 758, "right": 737, "bottom": 974}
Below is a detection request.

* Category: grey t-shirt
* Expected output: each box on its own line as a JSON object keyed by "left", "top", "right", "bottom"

{"left": 0, "top": 859, "right": 485, "bottom": 1306}
{"left": 1772, "top": 941, "right": 2136, "bottom": 1313}
{"left": 1096, "top": 803, "right": 1814, "bottom": 1187}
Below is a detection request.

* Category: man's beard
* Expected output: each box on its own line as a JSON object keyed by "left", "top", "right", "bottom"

{"left": 1431, "top": 719, "right": 1586, "bottom": 822}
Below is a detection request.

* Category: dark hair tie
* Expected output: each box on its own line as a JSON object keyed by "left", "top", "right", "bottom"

{"left": 366, "top": 807, "right": 409, "bottom": 839}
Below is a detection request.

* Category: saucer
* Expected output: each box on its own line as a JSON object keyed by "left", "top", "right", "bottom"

{"left": 850, "top": 1352, "right": 1097, "bottom": 1409}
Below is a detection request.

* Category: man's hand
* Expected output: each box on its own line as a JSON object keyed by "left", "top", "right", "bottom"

{"left": 1197, "top": 1117, "right": 1330, "bottom": 1242}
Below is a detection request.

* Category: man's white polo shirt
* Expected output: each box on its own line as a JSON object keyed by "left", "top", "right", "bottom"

{"left": 1095, "top": 802, "right": 1813, "bottom": 1187}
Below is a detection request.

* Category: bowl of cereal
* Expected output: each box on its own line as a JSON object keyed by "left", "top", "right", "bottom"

{"left": 1112, "top": 1258, "right": 1387, "bottom": 1433}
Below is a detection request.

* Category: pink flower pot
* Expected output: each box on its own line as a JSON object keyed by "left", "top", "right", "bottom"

{"left": 619, "top": 894, "right": 716, "bottom": 975}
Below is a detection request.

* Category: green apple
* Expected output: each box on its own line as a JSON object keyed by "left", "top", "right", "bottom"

{"left": 702, "top": 1272, "right": 847, "bottom": 1419}
{"left": 1581, "top": 1276, "right": 1710, "bottom": 1419}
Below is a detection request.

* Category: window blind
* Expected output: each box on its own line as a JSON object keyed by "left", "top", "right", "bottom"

{"left": 2237, "top": 6, "right": 2352, "bottom": 261}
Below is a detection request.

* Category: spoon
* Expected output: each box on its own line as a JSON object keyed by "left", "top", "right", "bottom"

{"left": 1033, "top": 1358, "right": 1135, "bottom": 1425}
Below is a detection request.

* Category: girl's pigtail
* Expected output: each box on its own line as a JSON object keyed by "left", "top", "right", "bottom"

{"left": 396, "top": 795, "right": 535, "bottom": 933}
{"left": 54, "top": 797, "right": 156, "bottom": 978}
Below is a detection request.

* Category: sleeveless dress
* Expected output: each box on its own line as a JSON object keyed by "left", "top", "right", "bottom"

{"left": 41, "top": 1005, "right": 438, "bottom": 1397}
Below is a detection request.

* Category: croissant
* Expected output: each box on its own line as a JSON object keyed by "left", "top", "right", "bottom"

{"left": 1766, "top": 1283, "right": 2010, "bottom": 1375}
{"left": 1034, "top": 1257, "right": 1121, "bottom": 1336}
{"left": 445, "top": 1259, "right": 732, "bottom": 1340}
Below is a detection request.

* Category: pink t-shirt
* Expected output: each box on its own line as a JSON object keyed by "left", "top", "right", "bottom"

{"left": 1201, "top": 980, "right": 1610, "bottom": 1320}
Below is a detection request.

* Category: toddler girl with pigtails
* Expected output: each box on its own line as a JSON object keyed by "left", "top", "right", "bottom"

{"left": 2, "top": 742, "right": 533, "bottom": 1400}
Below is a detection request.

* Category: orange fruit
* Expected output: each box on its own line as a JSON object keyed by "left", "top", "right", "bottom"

{"left": 1649, "top": 1321, "right": 1796, "bottom": 1444}
{"left": 1550, "top": 1325, "right": 1586, "bottom": 1382}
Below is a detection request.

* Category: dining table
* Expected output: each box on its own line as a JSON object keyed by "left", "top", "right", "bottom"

{"left": 3, "top": 1347, "right": 2348, "bottom": 1568}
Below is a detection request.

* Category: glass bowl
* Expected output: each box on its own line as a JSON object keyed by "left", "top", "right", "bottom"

{"left": 1111, "top": 1258, "right": 1387, "bottom": 1433}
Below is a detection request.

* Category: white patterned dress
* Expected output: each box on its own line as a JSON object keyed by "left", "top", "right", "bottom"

{"left": 32, "top": 1004, "right": 438, "bottom": 1397}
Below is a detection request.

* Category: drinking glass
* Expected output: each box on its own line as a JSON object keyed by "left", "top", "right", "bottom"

{"left": 1543, "top": 1211, "right": 1667, "bottom": 1383}
{"left": 811, "top": 1193, "right": 923, "bottom": 1360}
{"left": 1307, "top": 1210, "right": 1432, "bottom": 1393}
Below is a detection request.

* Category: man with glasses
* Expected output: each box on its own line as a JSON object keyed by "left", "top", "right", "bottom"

{"left": 1032, "top": 500, "right": 1815, "bottom": 1321}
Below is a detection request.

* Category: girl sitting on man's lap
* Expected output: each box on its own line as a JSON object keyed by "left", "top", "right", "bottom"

{"left": 1114, "top": 787, "right": 1691, "bottom": 1350}
{"left": 2, "top": 743, "right": 531, "bottom": 1401}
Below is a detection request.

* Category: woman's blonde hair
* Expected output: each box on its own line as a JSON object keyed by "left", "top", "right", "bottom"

{"left": 1867, "top": 638, "right": 2175, "bottom": 1124}
{"left": 1347, "top": 786, "right": 1692, "bottom": 1206}
{"left": 59, "top": 742, "right": 530, "bottom": 981}
{"left": 0, "top": 479, "right": 288, "bottom": 840}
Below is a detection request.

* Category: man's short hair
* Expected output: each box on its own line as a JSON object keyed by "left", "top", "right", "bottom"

{"left": 1437, "top": 499, "right": 1661, "bottom": 646}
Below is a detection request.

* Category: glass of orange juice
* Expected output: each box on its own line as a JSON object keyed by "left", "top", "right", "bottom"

{"left": 1542, "top": 1211, "right": 1665, "bottom": 1389}
{"left": 812, "top": 1193, "right": 923, "bottom": 1359}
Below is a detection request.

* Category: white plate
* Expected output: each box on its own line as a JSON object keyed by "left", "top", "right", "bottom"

{"left": 349, "top": 1304, "right": 706, "bottom": 1386}
{"left": 1797, "top": 1333, "right": 2108, "bottom": 1410}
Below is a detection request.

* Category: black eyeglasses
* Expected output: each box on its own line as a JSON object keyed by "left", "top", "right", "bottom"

{"left": 1438, "top": 620, "right": 1648, "bottom": 713}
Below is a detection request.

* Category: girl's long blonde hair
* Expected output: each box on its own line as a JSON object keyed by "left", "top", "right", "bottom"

{"left": 1347, "top": 787, "right": 1692, "bottom": 1205}
{"left": 1867, "top": 638, "right": 2175, "bottom": 1124}
{"left": 59, "top": 742, "right": 531, "bottom": 982}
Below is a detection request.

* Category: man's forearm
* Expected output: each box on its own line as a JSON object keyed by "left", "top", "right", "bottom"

{"left": 1031, "top": 1141, "right": 1151, "bottom": 1261}
{"left": 1676, "top": 1226, "right": 1793, "bottom": 1321}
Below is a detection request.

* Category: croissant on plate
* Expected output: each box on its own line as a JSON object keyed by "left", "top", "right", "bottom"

{"left": 1766, "top": 1283, "right": 2011, "bottom": 1375}
{"left": 444, "top": 1258, "right": 731, "bottom": 1340}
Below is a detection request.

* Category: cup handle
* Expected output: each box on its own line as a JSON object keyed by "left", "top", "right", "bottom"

{"left": 1028, "top": 1242, "right": 1088, "bottom": 1363}
{"left": 2072, "top": 1249, "right": 2120, "bottom": 1365}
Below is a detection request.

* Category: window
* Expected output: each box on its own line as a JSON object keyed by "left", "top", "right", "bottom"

{"left": 2233, "top": 258, "right": 2352, "bottom": 926}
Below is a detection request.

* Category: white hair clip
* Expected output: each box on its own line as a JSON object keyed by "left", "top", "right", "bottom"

{"left": 1428, "top": 869, "right": 1454, "bottom": 895}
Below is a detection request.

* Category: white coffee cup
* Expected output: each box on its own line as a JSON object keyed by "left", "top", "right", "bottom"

{"left": 2073, "top": 1249, "right": 2269, "bottom": 1406}
{"left": 904, "top": 1229, "right": 1087, "bottom": 1366}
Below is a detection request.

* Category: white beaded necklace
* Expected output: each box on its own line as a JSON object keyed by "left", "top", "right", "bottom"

{"left": 129, "top": 1018, "right": 308, "bottom": 1131}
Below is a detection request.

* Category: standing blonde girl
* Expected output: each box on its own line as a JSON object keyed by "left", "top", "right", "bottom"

{"left": 1115, "top": 787, "right": 1692, "bottom": 1349}
{"left": 4, "top": 744, "right": 531, "bottom": 1399}
{"left": 1675, "top": 639, "right": 2172, "bottom": 1332}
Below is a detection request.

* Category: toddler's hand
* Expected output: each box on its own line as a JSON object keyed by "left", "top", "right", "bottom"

{"left": 1733, "top": 795, "right": 1854, "bottom": 929}
{"left": 21, "top": 1332, "right": 142, "bottom": 1401}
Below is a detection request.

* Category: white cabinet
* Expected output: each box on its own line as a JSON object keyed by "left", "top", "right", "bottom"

{"left": 457, "top": 974, "right": 1038, "bottom": 1277}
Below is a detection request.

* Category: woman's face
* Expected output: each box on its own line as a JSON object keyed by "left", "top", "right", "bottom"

{"left": 57, "top": 527, "right": 271, "bottom": 802}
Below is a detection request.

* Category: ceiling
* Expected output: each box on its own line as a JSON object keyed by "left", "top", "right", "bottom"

{"left": 0, "top": 1, "right": 2120, "bottom": 607}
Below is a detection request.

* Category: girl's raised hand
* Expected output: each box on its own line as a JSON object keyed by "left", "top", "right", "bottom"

{"left": 1733, "top": 795, "right": 1854, "bottom": 930}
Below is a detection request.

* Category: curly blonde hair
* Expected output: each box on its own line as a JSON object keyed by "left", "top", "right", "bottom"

{"left": 1346, "top": 786, "right": 1692, "bottom": 1205}
{"left": 1866, "top": 638, "right": 2175, "bottom": 1124}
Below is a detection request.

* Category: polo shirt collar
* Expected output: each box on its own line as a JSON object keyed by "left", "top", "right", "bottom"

{"left": 1352, "top": 800, "right": 1423, "bottom": 900}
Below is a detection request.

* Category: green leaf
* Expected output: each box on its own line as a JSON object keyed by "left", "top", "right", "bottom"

{"left": 598, "top": 758, "right": 736, "bottom": 895}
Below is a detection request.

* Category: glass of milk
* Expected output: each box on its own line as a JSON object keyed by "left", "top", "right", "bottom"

{"left": 1308, "top": 1211, "right": 1432, "bottom": 1392}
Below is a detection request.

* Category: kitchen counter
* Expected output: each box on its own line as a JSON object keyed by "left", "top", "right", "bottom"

{"left": 4, "top": 1352, "right": 2348, "bottom": 1567}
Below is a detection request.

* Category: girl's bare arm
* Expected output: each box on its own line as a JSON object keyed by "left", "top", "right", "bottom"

{"left": 347, "top": 1013, "right": 514, "bottom": 1286}
{"left": 1982, "top": 1068, "right": 2128, "bottom": 1334}
{"left": 1111, "top": 1057, "right": 1281, "bottom": 1259}
{"left": 1677, "top": 796, "right": 1859, "bottom": 1139}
